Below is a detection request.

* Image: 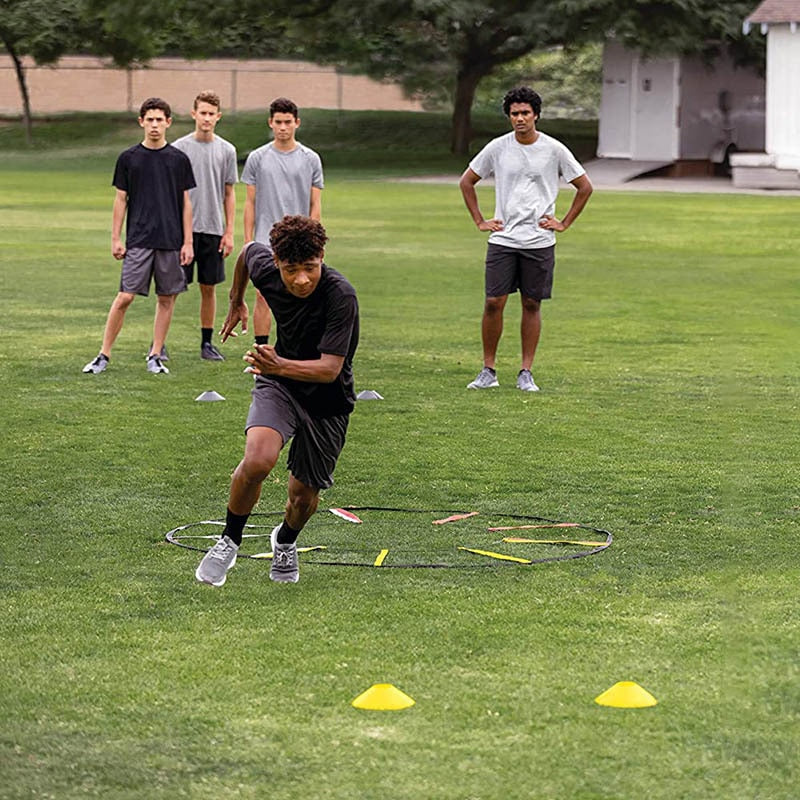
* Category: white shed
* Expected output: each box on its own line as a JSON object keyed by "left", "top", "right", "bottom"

{"left": 732, "top": 0, "right": 800, "bottom": 187}
{"left": 598, "top": 39, "right": 765, "bottom": 177}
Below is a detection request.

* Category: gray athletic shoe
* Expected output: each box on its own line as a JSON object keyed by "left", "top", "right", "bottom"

{"left": 195, "top": 534, "right": 239, "bottom": 587}
{"left": 201, "top": 342, "right": 225, "bottom": 361}
{"left": 270, "top": 525, "right": 299, "bottom": 583}
{"left": 467, "top": 367, "right": 499, "bottom": 389}
{"left": 516, "top": 369, "right": 540, "bottom": 392}
{"left": 146, "top": 355, "right": 169, "bottom": 374}
{"left": 82, "top": 354, "right": 108, "bottom": 374}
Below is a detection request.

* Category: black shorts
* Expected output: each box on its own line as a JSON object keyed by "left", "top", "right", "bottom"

{"left": 183, "top": 232, "right": 225, "bottom": 286}
{"left": 485, "top": 242, "right": 555, "bottom": 300}
{"left": 245, "top": 378, "right": 350, "bottom": 490}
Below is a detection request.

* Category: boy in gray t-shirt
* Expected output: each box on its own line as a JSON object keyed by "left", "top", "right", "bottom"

{"left": 173, "top": 90, "right": 238, "bottom": 360}
{"left": 459, "top": 86, "right": 593, "bottom": 392}
{"left": 241, "top": 97, "right": 324, "bottom": 347}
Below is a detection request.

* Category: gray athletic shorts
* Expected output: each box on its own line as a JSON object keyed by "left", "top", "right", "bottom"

{"left": 485, "top": 243, "right": 555, "bottom": 299}
{"left": 120, "top": 248, "right": 187, "bottom": 297}
{"left": 245, "top": 378, "right": 350, "bottom": 490}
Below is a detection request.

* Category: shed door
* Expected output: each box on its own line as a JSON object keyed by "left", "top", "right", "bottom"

{"left": 632, "top": 58, "right": 679, "bottom": 160}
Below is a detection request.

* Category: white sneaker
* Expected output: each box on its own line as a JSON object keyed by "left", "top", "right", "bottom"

{"left": 82, "top": 354, "right": 108, "bottom": 374}
{"left": 270, "top": 525, "right": 299, "bottom": 583}
{"left": 195, "top": 535, "right": 238, "bottom": 587}
{"left": 516, "top": 369, "right": 540, "bottom": 392}
{"left": 467, "top": 367, "right": 499, "bottom": 389}
{"left": 146, "top": 355, "right": 169, "bottom": 374}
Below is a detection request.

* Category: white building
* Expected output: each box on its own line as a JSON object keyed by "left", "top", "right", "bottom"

{"left": 731, "top": 0, "right": 800, "bottom": 188}
{"left": 598, "top": 39, "right": 765, "bottom": 177}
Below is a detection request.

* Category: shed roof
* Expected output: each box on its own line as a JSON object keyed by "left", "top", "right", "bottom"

{"left": 746, "top": 0, "right": 800, "bottom": 23}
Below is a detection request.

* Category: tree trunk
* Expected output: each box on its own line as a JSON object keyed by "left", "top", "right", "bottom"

{"left": 450, "top": 65, "right": 486, "bottom": 156}
{"left": 2, "top": 40, "right": 33, "bottom": 145}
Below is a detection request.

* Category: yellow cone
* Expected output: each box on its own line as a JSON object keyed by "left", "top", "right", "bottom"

{"left": 351, "top": 683, "right": 415, "bottom": 711}
{"left": 594, "top": 681, "right": 658, "bottom": 708}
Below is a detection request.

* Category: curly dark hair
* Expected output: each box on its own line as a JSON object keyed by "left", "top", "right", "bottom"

{"left": 269, "top": 215, "right": 328, "bottom": 264}
{"left": 139, "top": 97, "right": 171, "bottom": 119}
{"left": 502, "top": 87, "right": 542, "bottom": 119}
{"left": 269, "top": 97, "right": 299, "bottom": 119}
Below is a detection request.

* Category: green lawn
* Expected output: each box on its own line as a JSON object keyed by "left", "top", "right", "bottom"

{"left": 1, "top": 118, "right": 798, "bottom": 798}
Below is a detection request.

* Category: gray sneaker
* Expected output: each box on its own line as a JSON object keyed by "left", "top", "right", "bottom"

{"left": 201, "top": 342, "right": 225, "bottom": 361}
{"left": 146, "top": 355, "right": 169, "bottom": 374}
{"left": 270, "top": 525, "right": 299, "bottom": 583}
{"left": 83, "top": 354, "right": 108, "bottom": 374}
{"left": 195, "top": 534, "right": 239, "bottom": 586}
{"left": 516, "top": 369, "right": 540, "bottom": 392}
{"left": 467, "top": 367, "right": 499, "bottom": 389}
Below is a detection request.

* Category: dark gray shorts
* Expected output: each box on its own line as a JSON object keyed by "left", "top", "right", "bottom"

{"left": 245, "top": 378, "right": 350, "bottom": 490}
{"left": 485, "top": 243, "right": 555, "bottom": 299}
{"left": 120, "top": 248, "right": 187, "bottom": 297}
{"left": 183, "top": 233, "right": 225, "bottom": 286}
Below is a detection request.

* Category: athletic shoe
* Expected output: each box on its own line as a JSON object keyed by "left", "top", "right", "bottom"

{"left": 516, "top": 369, "right": 540, "bottom": 392}
{"left": 270, "top": 525, "right": 299, "bottom": 583}
{"left": 82, "top": 354, "right": 108, "bottom": 374}
{"left": 201, "top": 342, "right": 225, "bottom": 361}
{"left": 146, "top": 355, "right": 169, "bottom": 374}
{"left": 195, "top": 535, "right": 238, "bottom": 587}
{"left": 467, "top": 367, "right": 499, "bottom": 389}
{"left": 147, "top": 343, "right": 169, "bottom": 361}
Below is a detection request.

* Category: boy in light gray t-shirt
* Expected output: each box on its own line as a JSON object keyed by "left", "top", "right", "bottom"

{"left": 459, "top": 86, "right": 593, "bottom": 393}
{"left": 241, "top": 143, "right": 324, "bottom": 245}
{"left": 172, "top": 90, "right": 238, "bottom": 361}
{"left": 241, "top": 97, "right": 324, "bottom": 348}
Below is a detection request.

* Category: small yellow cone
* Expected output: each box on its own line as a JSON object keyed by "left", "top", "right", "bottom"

{"left": 594, "top": 681, "right": 658, "bottom": 708}
{"left": 351, "top": 683, "right": 415, "bottom": 711}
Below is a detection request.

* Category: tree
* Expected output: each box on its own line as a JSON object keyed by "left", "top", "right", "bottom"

{"left": 0, "top": 0, "right": 87, "bottom": 143}
{"left": 299, "top": 1, "right": 569, "bottom": 154}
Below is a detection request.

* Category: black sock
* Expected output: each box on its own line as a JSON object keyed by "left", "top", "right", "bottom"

{"left": 255, "top": 334, "right": 269, "bottom": 345}
{"left": 223, "top": 508, "right": 250, "bottom": 546}
{"left": 277, "top": 519, "right": 301, "bottom": 545}
{"left": 201, "top": 327, "right": 213, "bottom": 345}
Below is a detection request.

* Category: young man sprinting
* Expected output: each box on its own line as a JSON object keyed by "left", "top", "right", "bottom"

{"left": 459, "top": 86, "right": 593, "bottom": 392}
{"left": 195, "top": 215, "right": 359, "bottom": 586}
{"left": 173, "top": 90, "right": 238, "bottom": 361}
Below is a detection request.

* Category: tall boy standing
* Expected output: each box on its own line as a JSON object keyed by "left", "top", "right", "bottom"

{"left": 241, "top": 97, "right": 324, "bottom": 349}
{"left": 459, "top": 86, "right": 593, "bottom": 392}
{"left": 173, "top": 90, "right": 238, "bottom": 361}
{"left": 83, "top": 97, "right": 195, "bottom": 375}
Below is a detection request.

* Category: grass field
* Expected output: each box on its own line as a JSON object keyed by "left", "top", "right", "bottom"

{"left": 1, "top": 114, "right": 799, "bottom": 799}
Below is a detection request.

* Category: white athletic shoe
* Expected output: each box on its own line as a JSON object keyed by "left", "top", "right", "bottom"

{"left": 516, "top": 369, "right": 540, "bottom": 392}
{"left": 83, "top": 354, "right": 108, "bottom": 374}
{"left": 467, "top": 367, "right": 499, "bottom": 389}
{"left": 270, "top": 525, "right": 299, "bottom": 583}
{"left": 195, "top": 535, "right": 238, "bottom": 587}
{"left": 146, "top": 355, "right": 169, "bottom": 374}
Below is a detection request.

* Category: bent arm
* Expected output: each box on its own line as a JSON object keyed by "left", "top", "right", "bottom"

{"left": 459, "top": 168, "right": 503, "bottom": 232}
{"left": 219, "top": 246, "right": 252, "bottom": 340}
{"left": 560, "top": 174, "right": 593, "bottom": 229}
{"left": 245, "top": 347, "right": 345, "bottom": 383}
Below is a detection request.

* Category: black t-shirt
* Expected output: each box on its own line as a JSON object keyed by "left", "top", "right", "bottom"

{"left": 245, "top": 243, "right": 359, "bottom": 417}
{"left": 112, "top": 143, "right": 196, "bottom": 250}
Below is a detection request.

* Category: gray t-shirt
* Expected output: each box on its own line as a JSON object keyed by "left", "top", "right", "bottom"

{"left": 172, "top": 133, "right": 238, "bottom": 237}
{"left": 469, "top": 131, "right": 585, "bottom": 250}
{"left": 241, "top": 142, "right": 324, "bottom": 245}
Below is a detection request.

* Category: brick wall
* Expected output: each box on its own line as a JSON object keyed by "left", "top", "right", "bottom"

{"left": 0, "top": 55, "right": 424, "bottom": 115}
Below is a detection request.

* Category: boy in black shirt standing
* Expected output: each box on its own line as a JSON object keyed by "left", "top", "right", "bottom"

{"left": 83, "top": 97, "right": 195, "bottom": 375}
{"left": 195, "top": 215, "right": 359, "bottom": 586}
